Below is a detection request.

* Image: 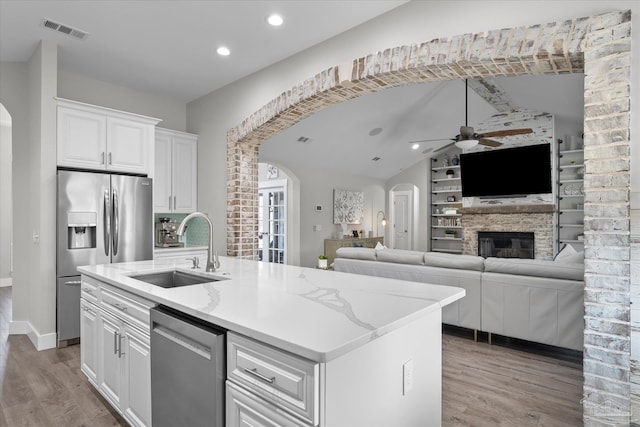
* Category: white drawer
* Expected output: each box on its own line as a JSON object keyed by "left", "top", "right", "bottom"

{"left": 101, "top": 285, "right": 155, "bottom": 331}
{"left": 226, "top": 381, "right": 310, "bottom": 427}
{"left": 227, "top": 332, "right": 319, "bottom": 425}
{"left": 81, "top": 276, "right": 100, "bottom": 304}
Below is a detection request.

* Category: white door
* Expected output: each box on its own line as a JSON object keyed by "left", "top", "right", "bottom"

{"left": 258, "top": 181, "right": 286, "bottom": 264}
{"left": 122, "top": 326, "right": 151, "bottom": 427}
{"left": 392, "top": 191, "right": 411, "bottom": 250}
{"left": 98, "top": 311, "right": 123, "bottom": 408}
{"left": 153, "top": 132, "right": 172, "bottom": 212}
{"left": 80, "top": 299, "right": 99, "bottom": 385}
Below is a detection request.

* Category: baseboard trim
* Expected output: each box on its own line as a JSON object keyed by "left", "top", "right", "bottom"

{"left": 8, "top": 320, "right": 57, "bottom": 351}
{"left": 0, "top": 277, "right": 12, "bottom": 287}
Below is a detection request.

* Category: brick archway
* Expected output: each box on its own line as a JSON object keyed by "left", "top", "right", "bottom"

{"left": 226, "top": 10, "right": 632, "bottom": 424}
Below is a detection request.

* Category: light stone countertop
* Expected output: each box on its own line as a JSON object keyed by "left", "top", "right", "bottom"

{"left": 78, "top": 256, "right": 464, "bottom": 362}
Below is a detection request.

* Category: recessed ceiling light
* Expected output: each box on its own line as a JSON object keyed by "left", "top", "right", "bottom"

{"left": 369, "top": 127, "right": 383, "bottom": 136}
{"left": 267, "top": 14, "right": 284, "bottom": 26}
{"left": 412, "top": 143, "right": 420, "bottom": 150}
{"left": 217, "top": 46, "right": 230, "bottom": 56}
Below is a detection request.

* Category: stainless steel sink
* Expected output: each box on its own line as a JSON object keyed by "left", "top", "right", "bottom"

{"left": 130, "top": 270, "right": 219, "bottom": 288}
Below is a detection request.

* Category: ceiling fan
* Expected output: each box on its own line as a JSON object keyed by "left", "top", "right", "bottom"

{"left": 408, "top": 79, "right": 534, "bottom": 153}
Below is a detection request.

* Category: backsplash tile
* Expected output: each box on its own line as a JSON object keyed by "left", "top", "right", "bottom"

{"left": 154, "top": 213, "right": 209, "bottom": 247}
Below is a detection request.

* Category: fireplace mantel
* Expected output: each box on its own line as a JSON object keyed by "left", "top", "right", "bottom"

{"left": 461, "top": 204, "right": 555, "bottom": 215}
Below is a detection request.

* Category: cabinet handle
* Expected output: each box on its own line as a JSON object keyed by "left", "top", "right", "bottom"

{"left": 114, "top": 332, "right": 119, "bottom": 354}
{"left": 244, "top": 367, "right": 275, "bottom": 384}
{"left": 101, "top": 152, "right": 105, "bottom": 164}
{"left": 169, "top": 195, "right": 172, "bottom": 211}
{"left": 118, "top": 334, "right": 125, "bottom": 358}
{"left": 174, "top": 196, "right": 177, "bottom": 210}
{"left": 112, "top": 303, "right": 128, "bottom": 312}
{"left": 108, "top": 152, "right": 112, "bottom": 165}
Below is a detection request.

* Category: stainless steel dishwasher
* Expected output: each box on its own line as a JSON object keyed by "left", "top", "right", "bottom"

{"left": 150, "top": 305, "right": 226, "bottom": 427}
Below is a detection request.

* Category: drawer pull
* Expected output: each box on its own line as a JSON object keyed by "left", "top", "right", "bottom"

{"left": 244, "top": 367, "right": 275, "bottom": 384}
{"left": 111, "top": 303, "right": 128, "bottom": 312}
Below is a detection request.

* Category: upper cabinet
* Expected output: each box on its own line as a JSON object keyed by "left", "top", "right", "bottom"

{"left": 154, "top": 128, "right": 198, "bottom": 213}
{"left": 56, "top": 98, "right": 161, "bottom": 175}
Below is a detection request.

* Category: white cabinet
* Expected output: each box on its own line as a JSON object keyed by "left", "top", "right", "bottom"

{"left": 227, "top": 331, "right": 318, "bottom": 427}
{"left": 98, "top": 310, "right": 123, "bottom": 409}
{"left": 122, "top": 324, "right": 152, "bottom": 427}
{"left": 226, "top": 312, "right": 441, "bottom": 427}
{"left": 154, "top": 128, "right": 198, "bottom": 213}
{"left": 56, "top": 98, "right": 160, "bottom": 174}
{"left": 80, "top": 275, "right": 154, "bottom": 427}
{"left": 80, "top": 298, "right": 99, "bottom": 386}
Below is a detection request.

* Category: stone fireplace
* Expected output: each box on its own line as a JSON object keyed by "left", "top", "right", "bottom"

{"left": 461, "top": 205, "right": 554, "bottom": 260}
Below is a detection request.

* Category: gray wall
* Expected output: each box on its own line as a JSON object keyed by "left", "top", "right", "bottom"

{"left": 0, "top": 105, "right": 12, "bottom": 285}
{"left": 58, "top": 71, "right": 187, "bottom": 132}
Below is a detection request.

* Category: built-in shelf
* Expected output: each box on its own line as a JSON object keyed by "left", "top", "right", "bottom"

{"left": 430, "top": 154, "right": 463, "bottom": 254}
{"left": 556, "top": 143, "right": 584, "bottom": 253}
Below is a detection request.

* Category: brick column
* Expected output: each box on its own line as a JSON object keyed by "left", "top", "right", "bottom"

{"left": 582, "top": 10, "right": 632, "bottom": 426}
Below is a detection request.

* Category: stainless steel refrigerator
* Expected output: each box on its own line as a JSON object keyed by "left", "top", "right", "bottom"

{"left": 56, "top": 169, "right": 152, "bottom": 347}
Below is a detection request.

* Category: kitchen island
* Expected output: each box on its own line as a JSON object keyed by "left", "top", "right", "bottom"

{"left": 78, "top": 256, "right": 464, "bottom": 427}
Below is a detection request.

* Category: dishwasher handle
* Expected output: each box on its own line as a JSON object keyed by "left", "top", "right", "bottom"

{"left": 152, "top": 324, "right": 212, "bottom": 360}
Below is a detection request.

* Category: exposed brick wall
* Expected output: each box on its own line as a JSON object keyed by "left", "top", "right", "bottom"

{"left": 226, "top": 10, "right": 632, "bottom": 425}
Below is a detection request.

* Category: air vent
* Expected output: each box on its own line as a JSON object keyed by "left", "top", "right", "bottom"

{"left": 42, "top": 19, "right": 89, "bottom": 40}
{"left": 297, "top": 136, "right": 311, "bottom": 143}
{"left": 371, "top": 156, "right": 381, "bottom": 161}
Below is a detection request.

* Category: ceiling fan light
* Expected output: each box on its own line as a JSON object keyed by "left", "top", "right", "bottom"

{"left": 455, "top": 139, "right": 479, "bottom": 150}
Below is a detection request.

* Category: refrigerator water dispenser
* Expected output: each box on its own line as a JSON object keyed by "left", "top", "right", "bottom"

{"left": 67, "top": 212, "right": 97, "bottom": 249}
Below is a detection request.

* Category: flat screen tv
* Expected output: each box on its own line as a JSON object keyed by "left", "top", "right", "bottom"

{"left": 459, "top": 143, "right": 552, "bottom": 198}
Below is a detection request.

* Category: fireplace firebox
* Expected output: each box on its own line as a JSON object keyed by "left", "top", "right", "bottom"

{"left": 477, "top": 231, "right": 534, "bottom": 259}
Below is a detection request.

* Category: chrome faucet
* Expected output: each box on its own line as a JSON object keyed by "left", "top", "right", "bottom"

{"left": 177, "top": 212, "right": 219, "bottom": 272}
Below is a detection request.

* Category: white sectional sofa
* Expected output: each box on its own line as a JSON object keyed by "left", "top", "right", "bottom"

{"left": 333, "top": 247, "right": 585, "bottom": 351}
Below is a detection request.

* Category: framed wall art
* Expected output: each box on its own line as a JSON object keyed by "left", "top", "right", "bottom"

{"left": 333, "top": 189, "right": 364, "bottom": 224}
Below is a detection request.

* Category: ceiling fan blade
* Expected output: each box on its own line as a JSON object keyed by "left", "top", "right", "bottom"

{"left": 407, "top": 138, "right": 456, "bottom": 144}
{"left": 480, "top": 128, "right": 533, "bottom": 138}
{"left": 433, "top": 142, "right": 456, "bottom": 153}
{"left": 478, "top": 138, "right": 503, "bottom": 147}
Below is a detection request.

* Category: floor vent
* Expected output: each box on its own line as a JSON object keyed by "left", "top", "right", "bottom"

{"left": 42, "top": 19, "right": 89, "bottom": 40}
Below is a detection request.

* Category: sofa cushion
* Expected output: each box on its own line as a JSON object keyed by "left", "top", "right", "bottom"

{"left": 484, "top": 257, "right": 584, "bottom": 281}
{"left": 423, "top": 252, "right": 485, "bottom": 272}
{"left": 375, "top": 249, "right": 425, "bottom": 265}
{"left": 335, "top": 247, "right": 376, "bottom": 261}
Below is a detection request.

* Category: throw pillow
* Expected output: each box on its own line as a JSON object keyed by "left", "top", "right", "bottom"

{"left": 375, "top": 241, "right": 387, "bottom": 250}
{"left": 554, "top": 243, "right": 577, "bottom": 262}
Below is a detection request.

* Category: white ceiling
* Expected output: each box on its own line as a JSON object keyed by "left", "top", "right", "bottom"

{"left": 0, "top": 1, "right": 584, "bottom": 181}
{"left": 0, "top": 0, "right": 407, "bottom": 102}
{"left": 259, "top": 74, "right": 585, "bottom": 180}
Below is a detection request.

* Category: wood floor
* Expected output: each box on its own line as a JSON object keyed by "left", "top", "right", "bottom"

{"left": 0, "top": 287, "right": 583, "bottom": 426}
